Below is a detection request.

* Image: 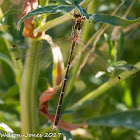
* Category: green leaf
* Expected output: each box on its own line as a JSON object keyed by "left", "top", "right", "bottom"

{"left": 82, "top": 8, "right": 90, "bottom": 22}
{"left": 113, "top": 60, "right": 136, "bottom": 71}
{"left": 0, "top": 123, "right": 14, "bottom": 133}
{"left": 104, "top": 33, "right": 114, "bottom": 62}
{"left": 87, "top": 110, "right": 140, "bottom": 131}
{"left": 18, "top": 5, "right": 75, "bottom": 29}
{"left": 116, "top": 64, "right": 136, "bottom": 71}
{"left": 0, "top": 52, "right": 13, "bottom": 70}
{"left": 33, "top": 0, "right": 92, "bottom": 32}
{"left": 89, "top": 13, "right": 140, "bottom": 26}
{"left": 121, "top": 81, "right": 132, "bottom": 107}
{"left": 75, "top": 4, "right": 83, "bottom": 15}
{"left": 60, "top": 129, "right": 73, "bottom": 140}
{"left": 0, "top": 103, "right": 19, "bottom": 116}
{"left": 117, "top": 31, "right": 124, "bottom": 60}
{"left": 2, "top": 85, "right": 19, "bottom": 101}
{"left": 75, "top": 0, "right": 84, "bottom": 4}
{"left": 51, "top": 5, "right": 74, "bottom": 14}
{"left": 113, "top": 60, "right": 127, "bottom": 66}
{"left": 0, "top": 9, "right": 20, "bottom": 25}
{"left": 0, "top": 30, "right": 14, "bottom": 42}
{"left": 52, "top": 0, "right": 74, "bottom": 5}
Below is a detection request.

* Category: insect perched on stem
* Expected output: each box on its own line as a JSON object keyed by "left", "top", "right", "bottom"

{"left": 53, "top": 13, "right": 86, "bottom": 130}
{"left": 8, "top": 12, "right": 137, "bottom": 131}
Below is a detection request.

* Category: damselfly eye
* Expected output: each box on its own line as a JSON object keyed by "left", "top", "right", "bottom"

{"left": 74, "top": 14, "right": 80, "bottom": 18}
{"left": 74, "top": 13, "right": 77, "bottom": 17}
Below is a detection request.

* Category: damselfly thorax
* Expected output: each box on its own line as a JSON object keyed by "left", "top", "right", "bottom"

{"left": 73, "top": 13, "right": 86, "bottom": 33}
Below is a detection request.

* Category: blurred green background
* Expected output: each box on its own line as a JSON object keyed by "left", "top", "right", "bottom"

{"left": 0, "top": 0, "right": 140, "bottom": 140}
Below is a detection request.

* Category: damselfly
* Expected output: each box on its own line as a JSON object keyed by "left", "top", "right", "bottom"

{"left": 53, "top": 13, "right": 86, "bottom": 130}
{"left": 8, "top": 14, "right": 137, "bottom": 130}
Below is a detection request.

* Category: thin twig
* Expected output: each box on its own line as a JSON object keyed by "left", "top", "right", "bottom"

{"left": 111, "top": 0, "right": 136, "bottom": 40}
{"left": 112, "top": 0, "right": 126, "bottom": 15}
{"left": 123, "top": 0, "right": 136, "bottom": 18}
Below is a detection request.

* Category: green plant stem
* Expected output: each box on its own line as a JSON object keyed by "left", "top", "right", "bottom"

{"left": 0, "top": 8, "right": 13, "bottom": 49}
{"left": 34, "top": 0, "right": 92, "bottom": 33}
{"left": 20, "top": 39, "right": 41, "bottom": 140}
{"left": 0, "top": 8, "right": 22, "bottom": 83}
{"left": 82, "top": 0, "right": 95, "bottom": 42}
{"left": 68, "top": 62, "right": 140, "bottom": 111}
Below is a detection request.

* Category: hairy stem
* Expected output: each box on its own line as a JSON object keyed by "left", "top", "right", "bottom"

{"left": 20, "top": 39, "right": 41, "bottom": 140}
{"left": 82, "top": 0, "right": 95, "bottom": 42}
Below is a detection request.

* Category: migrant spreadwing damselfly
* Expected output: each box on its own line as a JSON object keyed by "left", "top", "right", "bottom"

{"left": 53, "top": 13, "right": 86, "bottom": 129}
{"left": 8, "top": 14, "right": 137, "bottom": 130}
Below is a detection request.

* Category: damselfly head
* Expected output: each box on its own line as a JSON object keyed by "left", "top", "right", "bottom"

{"left": 73, "top": 13, "right": 81, "bottom": 19}
{"left": 73, "top": 13, "right": 86, "bottom": 22}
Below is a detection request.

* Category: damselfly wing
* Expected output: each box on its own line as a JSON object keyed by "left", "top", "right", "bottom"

{"left": 9, "top": 37, "right": 137, "bottom": 85}
{"left": 73, "top": 44, "right": 137, "bottom": 87}
{"left": 8, "top": 39, "right": 65, "bottom": 70}
{"left": 8, "top": 32, "right": 83, "bottom": 70}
